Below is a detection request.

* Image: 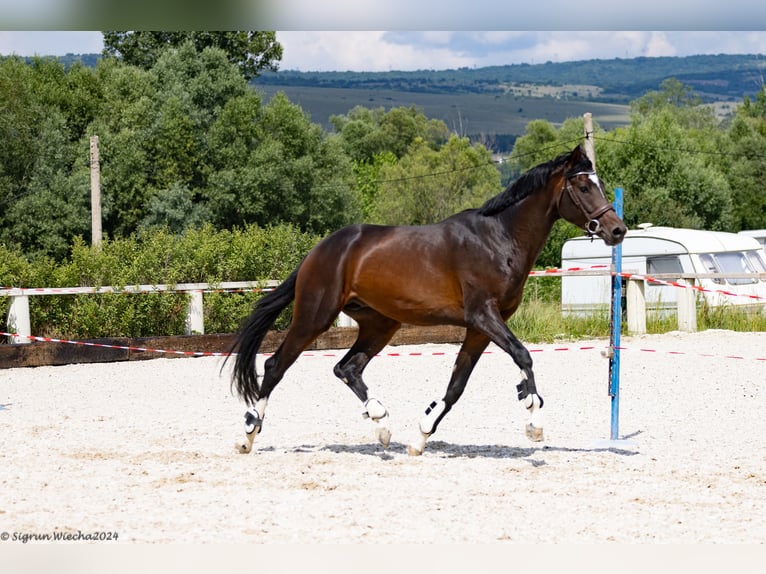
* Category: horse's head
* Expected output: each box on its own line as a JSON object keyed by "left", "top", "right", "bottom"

{"left": 555, "top": 145, "right": 626, "bottom": 246}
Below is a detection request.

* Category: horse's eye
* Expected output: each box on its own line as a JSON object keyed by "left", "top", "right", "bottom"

{"left": 579, "top": 185, "right": 590, "bottom": 193}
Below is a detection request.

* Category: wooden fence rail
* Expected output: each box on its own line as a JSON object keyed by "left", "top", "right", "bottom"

{"left": 1, "top": 281, "right": 280, "bottom": 344}
{"left": 3, "top": 271, "right": 764, "bottom": 344}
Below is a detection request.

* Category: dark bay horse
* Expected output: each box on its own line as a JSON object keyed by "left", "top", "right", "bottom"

{"left": 230, "top": 143, "right": 626, "bottom": 455}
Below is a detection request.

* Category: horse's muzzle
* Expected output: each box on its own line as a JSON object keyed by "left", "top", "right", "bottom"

{"left": 592, "top": 212, "right": 627, "bottom": 246}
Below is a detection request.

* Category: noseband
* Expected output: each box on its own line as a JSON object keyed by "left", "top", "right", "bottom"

{"left": 557, "top": 170, "right": 614, "bottom": 238}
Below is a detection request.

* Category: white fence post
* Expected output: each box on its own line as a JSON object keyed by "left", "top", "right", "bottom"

{"left": 676, "top": 279, "right": 697, "bottom": 332}
{"left": 626, "top": 277, "right": 646, "bottom": 335}
{"left": 7, "top": 294, "right": 31, "bottom": 344}
{"left": 185, "top": 290, "right": 205, "bottom": 335}
{"left": 337, "top": 312, "right": 357, "bottom": 328}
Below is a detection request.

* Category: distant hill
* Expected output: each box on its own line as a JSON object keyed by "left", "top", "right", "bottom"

{"left": 32, "top": 52, "right": 766, "bottom": 152}
{"left": 251, "top": 83, "right": 631, "bottom": 151}
{"left": 255, "top": 54, "right": 766, "bottom": 103}
{"left": 251, "top": 54, "right": 765, "bottom": 151}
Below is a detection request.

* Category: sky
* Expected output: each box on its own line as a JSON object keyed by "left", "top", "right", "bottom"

{"left": 2, "top": 30, "right": 766, "bottom": 73}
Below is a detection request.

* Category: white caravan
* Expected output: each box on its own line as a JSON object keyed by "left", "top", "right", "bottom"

{"left": 560, "top": 225, "right": 766, "bottom": 316}
{"left": 738, "top": 229, "right": 766, "bottom": 250}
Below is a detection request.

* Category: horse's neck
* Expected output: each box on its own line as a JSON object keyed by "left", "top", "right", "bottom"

{"left": 497, "top": 186, "right": 559, "bottom": 268}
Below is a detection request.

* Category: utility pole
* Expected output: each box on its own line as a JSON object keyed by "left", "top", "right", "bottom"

{"left": 583, "top": 112, "right": 596, "bottom": 169}
{"left": 90, "top": 135, "right": 102, "bottom": 248}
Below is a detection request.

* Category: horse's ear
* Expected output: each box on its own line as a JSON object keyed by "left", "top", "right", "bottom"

{"left": 568, "top": 143, "right": 592, "bottom": 170}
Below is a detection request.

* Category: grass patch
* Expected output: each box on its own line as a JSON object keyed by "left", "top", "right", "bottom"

{"left": 510, "top": 292, "right": 766, "bottom": 344}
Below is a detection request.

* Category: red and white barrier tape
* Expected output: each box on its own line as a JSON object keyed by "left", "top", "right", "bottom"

{"left": 530, "top": 265, "right": 766, "bottom": 302}
{"left": 2, "top": 332, "right": 765, "bottom": 363}
{"left": 615, "top": 271, "right": 766, "bottom": 302}
{"left": 0, "top": 332, "right": 230, "bottom": 357}
{"left": 0, "top": 286, "right": 274, "bottom": 296}
{"left": 528, "top": 264, "right": 611, "bottom": 275}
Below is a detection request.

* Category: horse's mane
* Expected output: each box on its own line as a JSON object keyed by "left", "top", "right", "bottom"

{"left": 478, "top": 147, "right": 591, "bottom": 216}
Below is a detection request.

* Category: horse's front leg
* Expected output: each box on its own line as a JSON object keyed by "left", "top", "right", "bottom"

{"left": 408, "top": 329, "right": 489, "bottom": 456}
{"left": 468, "top": 300, "right": 545, "bottom": 443}
{"left": 517, "top": 368, "right": 545, "bottom": 442}
{"left": 502, "top": 330, "right": 545, "bottom": 442}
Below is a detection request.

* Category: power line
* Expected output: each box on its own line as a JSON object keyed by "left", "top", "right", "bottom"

{"left": 594, "top": 134, "right": 766, "bottom": 162}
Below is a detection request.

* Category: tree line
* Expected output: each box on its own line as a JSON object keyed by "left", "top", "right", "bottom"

{"left": 2, "top": 32, "right": 766, "bottom": 272}
{"left": 255, "top": 53, "right": 766, "bottom": 103}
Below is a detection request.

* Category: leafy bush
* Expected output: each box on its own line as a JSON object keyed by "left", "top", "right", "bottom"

{"left": 1, "top": 224, "right": 320, "bottom": 339}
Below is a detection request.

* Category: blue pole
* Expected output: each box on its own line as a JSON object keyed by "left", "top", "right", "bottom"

{"left": 609, "top": 187, "right": 624, "bottom": 440}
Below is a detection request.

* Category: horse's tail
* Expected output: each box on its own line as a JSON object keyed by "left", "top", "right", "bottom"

{"left": 227, "top": 266, "right": 300, "bottom": 405}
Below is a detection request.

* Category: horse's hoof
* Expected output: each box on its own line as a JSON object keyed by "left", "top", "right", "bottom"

{"left": 237, "top": 442, "right": 252, "bottom": 454}
{"left": 407, "top": 444, "right": 423, "bottom": 456}
{"left": 376, "top": 427, "right": 392, "bottom": 449}
{"left": 526, "top": 423, "right": 544, "bottom": 442}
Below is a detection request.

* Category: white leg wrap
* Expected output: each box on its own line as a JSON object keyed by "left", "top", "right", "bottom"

{"left": 238, "top": 398, "right": 268, "bottom": 454}
{"left": 245, "top": 398, "right": 268, "bottom": 434}
{"left": 419, "top": 400, "right": 447, "bottom": 435}
{"left": 525, "top": 394, "right": 544, "bottom": 429}
{"left": 408, "top": 399, "right": 447, "bottom": 456}
{"left": 523, "top": 393, "right": 544, "bottom": 442}
{"left": 364, "top": 398, "right": 391, "bottom": 448}
{"left": 409, "top": 432, "right": 428, "bottom": 456}
{"left": 364, "top": 398, "right": 388, "bottom": 421}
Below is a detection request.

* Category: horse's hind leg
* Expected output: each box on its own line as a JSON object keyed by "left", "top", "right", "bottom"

{"left": 238, "top": 319, "right": 338, "bottom": 454}
{"left": 333, "top": 308, "right": 401, "bottom": 448}
{"left": 408, "top": 329, "right": 490, "bottom": 456}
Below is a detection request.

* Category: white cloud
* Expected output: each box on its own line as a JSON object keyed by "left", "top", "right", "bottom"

{"left": 644, "top": 32, "right": 678, "bottom": 57}
{"left": 1, "top": 30, "right": 765, "bottom": 72}
{"left": 277, "top": 31, "right": 766, "bottom": 72}
{"left": 277, "top": 31, "right": 475, "bottom": 72}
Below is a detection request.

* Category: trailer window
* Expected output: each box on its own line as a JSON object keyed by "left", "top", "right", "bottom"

{"left": 715, "top": 252, "right": 758, "bottom": 285}
{"left": 745, "top": 250, "right": 766, "bottom": 281}
{"left": 698, "top": 254, "right": 725, "bottom": 285}
{"left": 647, "top": 256, "right": 683, "bottom": 285}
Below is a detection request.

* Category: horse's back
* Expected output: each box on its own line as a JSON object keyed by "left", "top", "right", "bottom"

{"left": 298, "top": 221, "right": 475, "bottom": 325}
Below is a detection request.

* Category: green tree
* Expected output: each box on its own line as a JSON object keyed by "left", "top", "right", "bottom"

{"left": 89, "top": 58, "right": 157, "bottom": 237}
{"left": 138, "top": 182, "right": 211, "bottom": 233}
{"left": 0, "top": 57, "right": 40, "bottom": 226}
{"left": 3, "top": 112, "right": 91, "bottom": 259}
{"left": 508, "top": 119, "right": 560, "bottom": 172}
{"left": 0, "top": 57, "right": 98, "bottom": 257}
{"left": 353, "top": 151, "right": 397, "bottom": 220}
{"left": 631, "top": 78, "right": 702, "bottom": 117}
{"left": 331, "top": 105, "right": 450, "bottom": 163}
{"left": 92, "top": 43, "right": 252, "bottom": 237}
{"left": 205, "top": 92, "right": 359, "bottom": 233}
{"left": 102, "top": 31, "right": 283, "bottom": 80}
{"left": 722, "top": 89, "right": 766, "bottom": 230}
{"left": 369, "top": 135, "right": 500, "bottom": 225}
{"left": 597, "top": 105, "right": 734, "bottom": 231}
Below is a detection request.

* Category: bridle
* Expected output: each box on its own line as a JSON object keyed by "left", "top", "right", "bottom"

{"left": 557, "top": 170, "right": 615, "bottom": 238}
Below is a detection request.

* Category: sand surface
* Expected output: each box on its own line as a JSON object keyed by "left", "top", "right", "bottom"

{"left": 1, "top": 329, "right": 765, "bottom": 544}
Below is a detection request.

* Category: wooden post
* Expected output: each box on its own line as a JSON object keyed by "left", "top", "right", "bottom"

{"left": 337, "top": 312, "right": 357, "bottom": 328}
{"left": 90, "top": 135, "right": 102, "bottom": 248}
{"left": 185, "top": 291, "right": 205, "bottom": 335}
{"left": 583, "top": 112, "right": 596, "bottom": 169}
{"left": 7, "top": 295, "right": 31, "bottom": 344}
{"left": 626, "top": 277, "right": 646, "bottom": 335}
{"left": 676, "top": 279, "right": 697, "bottom": 332}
